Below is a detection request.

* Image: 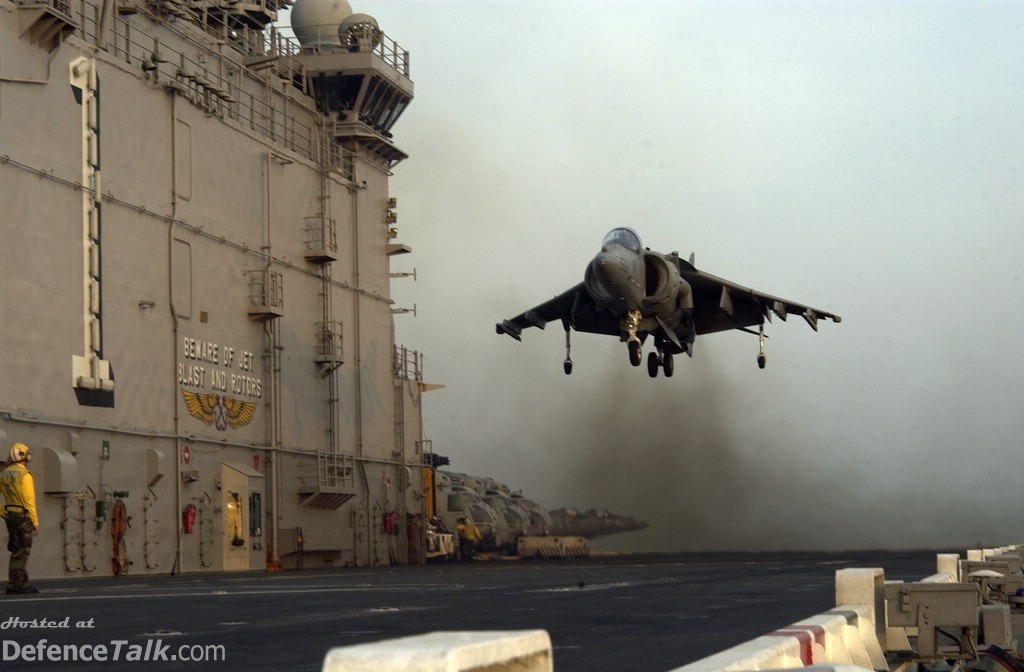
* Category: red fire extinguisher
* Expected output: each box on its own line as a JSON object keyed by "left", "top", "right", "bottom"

{"left": 383, "top": 511, "right": 397, "bottom": 535}
{"left": 182, "top": 504, "right": 197, "bottom": 534}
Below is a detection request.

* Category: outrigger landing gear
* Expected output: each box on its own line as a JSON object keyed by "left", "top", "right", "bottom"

{"left": 757, "top": 321, "right": 767, "bottom": 369}
{"left": 563, "top": 325, "right": 573, "bottom": 375}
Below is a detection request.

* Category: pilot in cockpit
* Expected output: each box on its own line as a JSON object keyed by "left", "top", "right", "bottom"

{"left": 601, "top": 227, "right": 643, "bottom": 253}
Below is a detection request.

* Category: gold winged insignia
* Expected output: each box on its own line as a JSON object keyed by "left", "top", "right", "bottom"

{"left": 222, "top": 394, "right": 256, "bottom": 428}
{"left": 181, "top": 390, "right": 218, "bottom": 425}
{"left": 181, "top": 390, "right": 256, "bottom": 431}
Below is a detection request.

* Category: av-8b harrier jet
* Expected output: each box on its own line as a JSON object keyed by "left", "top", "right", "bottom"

{"left": 496, "top": 228, "right": 840, "bottom": 377}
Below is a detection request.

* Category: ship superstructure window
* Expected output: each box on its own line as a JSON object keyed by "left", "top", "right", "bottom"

{"left": 359, "top": 76, "right": 410, "bottom": 133}
{"left": 380, "top": 98, "right": 409, "bottom": 132}
{"left": 313, "top": 74, "right": 364, "bottom": 115}
{"left": 361, "top": 77, "right": 388, "bottom": 120}
{"left": 311, "top": 74, "right": 410, "bottom": 133}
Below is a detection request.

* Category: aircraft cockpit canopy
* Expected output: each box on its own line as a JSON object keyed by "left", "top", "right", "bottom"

{"left": 602, "top": 227, "right": 642, "bottom": 253}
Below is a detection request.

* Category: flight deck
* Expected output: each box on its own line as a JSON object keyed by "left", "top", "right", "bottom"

{"left": 0, "top": 551, "right": 938, "bottom": 672}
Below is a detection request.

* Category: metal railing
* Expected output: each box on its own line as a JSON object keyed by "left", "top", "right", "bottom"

{"left": 54, "top": 0, "right": 320, "bottom": 171}
{"left": 13, "top": 0, "right": 71, "bottom": 12}
{"left": 304, "top": 215, "right": 337, "bottom": 256}
{"left": 393, "top": 345, "right": 423, "bottom": 382}
{"left": 316, "top": 451, "right": 354, "bottom": 492}
{"left": 314, "top": 321, "right": 343, "bottom": 363}
{"left": 246, "top": 268, "right": 284, "bottom": 310}
{"left": 279, "top": 22, "right": 409, "bottom": 78}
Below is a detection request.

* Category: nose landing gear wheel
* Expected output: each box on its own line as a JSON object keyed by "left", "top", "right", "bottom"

{"left": 757, "top": 354, "right": 766, "bottom": 369}
{"left": 628, "top": 340, "right": 642, "bottom": 367}
{"left": 563, "top": 359, "right": 573, "bottom": 375}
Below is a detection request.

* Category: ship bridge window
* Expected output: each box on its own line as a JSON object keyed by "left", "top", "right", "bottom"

{"left": 357, "top": 77, "right": 410, "bottom": 133}
{"left": 379, "top": 96, "right": 409, "bottom": 132}
{"left": 312, "top": 74, "right": 364, "bottom": 115}
{"left": 602, "top": 227, "right": 642, "bottom": 253}
{"left": 360, "top": 77, "right": 389, "bottom": 124}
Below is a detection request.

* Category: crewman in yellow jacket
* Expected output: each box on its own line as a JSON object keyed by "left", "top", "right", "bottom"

{"left": 0, "top": 443, "right": 39, "bottom": 594}
{"left": 456, "top": 516, "right": 481, "bottom": 561}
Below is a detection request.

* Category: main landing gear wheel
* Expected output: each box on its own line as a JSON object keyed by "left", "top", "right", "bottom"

{"left": 647, "top": 351, "right": 676, "bottom": 378}
{"left": 628, "top": 340, "right": 642, "bottom": 367}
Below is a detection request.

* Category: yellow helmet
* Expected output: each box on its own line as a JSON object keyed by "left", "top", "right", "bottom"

{"left": 9, "top": 443, "right": 30, "bottom": 463}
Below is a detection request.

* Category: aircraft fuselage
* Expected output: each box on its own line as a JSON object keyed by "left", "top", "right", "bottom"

{"left": 583, "top": 228, "right": 694, "bottom": 353}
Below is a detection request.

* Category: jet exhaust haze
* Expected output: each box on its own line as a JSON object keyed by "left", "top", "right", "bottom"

{"left": 488, "top": 357, "right": 1011, "bottom": 552}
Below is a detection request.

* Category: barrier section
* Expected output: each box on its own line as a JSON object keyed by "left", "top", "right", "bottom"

{"left": 667, "top": 605, "right": 881, "bottom": 672}
{"left": 321, "top": 630, "right": 553, "bottom": 672}
{"left": 835, "top": 568, "right": 886, "bottom": 658}
{"left": 921, "top": 553, "right": 959, "bottom": 583}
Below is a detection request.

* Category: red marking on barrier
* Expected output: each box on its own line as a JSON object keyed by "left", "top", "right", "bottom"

{"left": 768, "top": 625, "right": 826, "bottom": 665}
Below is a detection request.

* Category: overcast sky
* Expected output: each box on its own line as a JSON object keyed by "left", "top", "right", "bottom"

{"left": 296, "top": 2, "right": 1024, "bottom": 551}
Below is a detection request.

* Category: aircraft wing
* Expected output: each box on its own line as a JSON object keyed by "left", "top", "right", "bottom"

{"left": 679, "top": 263, "right": 841, "bottom": 335}
{"left": 496, "top": 283, "right": 619, "bottom": 340}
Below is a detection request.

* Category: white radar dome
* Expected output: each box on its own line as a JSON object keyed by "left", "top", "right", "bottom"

{"left": 290, "top": 0, "right": 353, "bottom": 50}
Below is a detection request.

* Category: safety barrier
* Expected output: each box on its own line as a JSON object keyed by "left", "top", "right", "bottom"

{"left": 668, "top": 602, "right": 884, "bottom": 671}
{"left": 321, "top": 630, "right": 553, "bottom": 672}
{"left": 673, "top": 545, "right": 1024, "bottom": 672}
{"left": 320, "top": 546, "right": 1024, "bottom": 672}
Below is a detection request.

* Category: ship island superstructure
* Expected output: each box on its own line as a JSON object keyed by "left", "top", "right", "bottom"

{"left": 0, "top": 0, "right": 433, "bottom": 575}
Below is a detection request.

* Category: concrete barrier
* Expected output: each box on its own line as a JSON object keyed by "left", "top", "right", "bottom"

{"left": 920, "top": 553, "right": 960, "bottom": 583}
{"left": 321, "top": 630, "right": 553, "bottom": 672}
{"left": 666, "top": 605, "right": 882, "bottom": 672}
